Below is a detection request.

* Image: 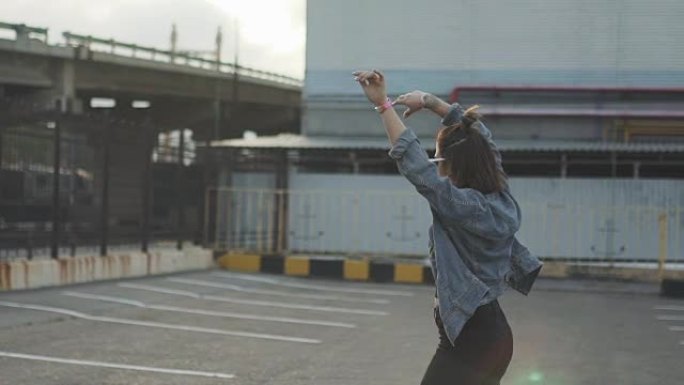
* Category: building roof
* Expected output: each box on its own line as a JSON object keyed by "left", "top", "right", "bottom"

{"left": 209, "top": 134, "right": 684, "bottom": 153}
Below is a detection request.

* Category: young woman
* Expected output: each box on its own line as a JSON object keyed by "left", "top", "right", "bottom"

{"left": 353, "top": 70, "right": 543, "bottom": 385}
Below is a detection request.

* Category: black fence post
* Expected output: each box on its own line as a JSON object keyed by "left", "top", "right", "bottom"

{"left": 277, "top": 150, "right": 289, "bottom": 253}
{"left": 26, "top": 230, "right": 34, "bottom": 260}
{"left": 100, "top": 120, "right": 111, "bottom": 256}
{"left": 176, "top": 129, "right": 185, "bottom": 250}
{"left": 141, "top": 123, "right": 153, "bottom": 253}
{"left": 0, "top": 123, "right": 4, "bottom": 171}
{"left": 50, "top": 119, "right": 61, "bottom": 259}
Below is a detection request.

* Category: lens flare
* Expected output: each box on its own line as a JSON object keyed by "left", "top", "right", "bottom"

{"left": 528, "top": 371, "right": 544, "bottom": 382}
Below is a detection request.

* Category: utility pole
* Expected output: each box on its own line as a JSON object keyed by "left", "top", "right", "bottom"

{"left": 231, "top": 19, "right": 240, "bottom": 135}
{"left": 50, "top": 119, "right": 61, "bottom": 259}
{"left": 215, "top": 26, "right": 223, "bottom": 68}
{"left": 213, "top": 26, "right": 223, "bottom": 140}
{"left": 170, "top": 23, "right": 178, "bottom": 62}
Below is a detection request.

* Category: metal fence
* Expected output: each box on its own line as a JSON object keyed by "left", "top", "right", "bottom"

{"left": 209, "top": 187, "right": 683, "bottom": 265}
{"left": 0, "top": 117, "right": 203, "bottom": 262}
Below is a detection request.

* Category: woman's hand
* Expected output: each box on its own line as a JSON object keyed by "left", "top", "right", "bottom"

{"left": 393, "top": 90, "right": 429, "bottom": 119}
{"left": 353, "top": 69, "right": 388, "bottom": 106}
{"left": 395, "top": 91, "right": 452, "bottom": 119}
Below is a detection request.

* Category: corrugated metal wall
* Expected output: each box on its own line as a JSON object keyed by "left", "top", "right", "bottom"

{"left": 216, "top": 172, "right": 683, "bottom": 261}
{"left": 287, "top": 174, "right": 683, "bottom": 260}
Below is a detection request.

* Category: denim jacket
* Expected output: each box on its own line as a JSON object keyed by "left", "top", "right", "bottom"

{"left": 387, "top": 104, "right": 543, "bottom": 346}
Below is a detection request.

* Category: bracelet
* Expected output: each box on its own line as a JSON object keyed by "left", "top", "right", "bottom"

{"left": 374, "top": 98, "right": 393, "bottom": 114}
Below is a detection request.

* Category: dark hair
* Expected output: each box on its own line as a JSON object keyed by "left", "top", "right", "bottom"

{"left": 436, "top": 106, "right": 508, "bottom": 194}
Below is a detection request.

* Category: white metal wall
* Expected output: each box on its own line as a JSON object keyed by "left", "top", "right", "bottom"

{"left": 214, "top": 172, "right": 683, "bottom": 261}
{"left": 215, "top": 172, "right": 278, "bottom": 251}
{"left": 285, "top": 173, "right": 684, "bottom": 260}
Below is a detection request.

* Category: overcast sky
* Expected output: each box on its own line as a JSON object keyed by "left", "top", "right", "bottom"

{"left": 0, "top": 0, "right": 306, "bottom": 78}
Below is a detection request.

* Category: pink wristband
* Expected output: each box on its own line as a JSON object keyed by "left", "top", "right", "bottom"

{"left": 374, "top": 98, "right": 393, "bottom": 113}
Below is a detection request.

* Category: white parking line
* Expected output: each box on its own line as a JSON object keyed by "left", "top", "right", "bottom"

{"left": 62, "top": 291, "right": 356, "bottom": 328}
{"left": 211, "top": 272, "right": 415, "bottom": 297}
{"left": 653, "top": 305, "right": 684, "bottom": 312}
{"left": 63, "top": 291, "right": 147, "bottom": 307}
{"left": 0, "top": 351, "right": 235, "bottom": 379}
{"left": 118, "top": 282, "right": 389, "bottom": 316}
{"left": 651, "top": 305, "right": 684, "bottom": 346}
{"left": 0, "top": 301, "right": 320, "bottom": 344}
{"left": 167, "top": 277, "right": 390, "bottom": 304}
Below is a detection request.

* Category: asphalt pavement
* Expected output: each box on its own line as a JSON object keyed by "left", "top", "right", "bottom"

{"left": 0, "top": 270, "right": 681, "bottom": 385}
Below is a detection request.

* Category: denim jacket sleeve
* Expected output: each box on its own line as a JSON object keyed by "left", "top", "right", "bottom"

{"left": 506, "top": 238, "right": 543, "bottom": 295}
{"left": 388, "top": 128, "right": 486, "bottom": 225}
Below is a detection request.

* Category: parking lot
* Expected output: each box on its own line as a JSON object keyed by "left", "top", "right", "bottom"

{"left": 0, "top": 270, "right": 682, "bottom": 385}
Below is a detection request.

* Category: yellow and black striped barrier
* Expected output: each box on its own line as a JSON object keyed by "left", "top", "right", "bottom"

{"left": 215, "top": 252, "right": 684, "bottom": 297}
{"left": 216, "top": 252, "right": 434, "bottom": 285}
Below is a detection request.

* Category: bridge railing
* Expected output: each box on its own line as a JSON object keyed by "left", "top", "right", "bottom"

{"left": 0, "top": 21, "right": 48, "bottom": 43}
{"left": 62, "top": 32, "right": 302, "bottom": 87}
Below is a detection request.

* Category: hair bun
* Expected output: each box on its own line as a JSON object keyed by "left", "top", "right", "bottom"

{"left": 460, "top": 105, "right": 481, "bottom": 127}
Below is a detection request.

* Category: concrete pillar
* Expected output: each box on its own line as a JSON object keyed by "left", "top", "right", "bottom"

{"left": 633, "top": 161, "right": 641, "bottom": 179}
{"left": 560, "top": 154, "right": 568, "bottom": 178}
{"left": 15, "top": 25, "right": 32, "bottom": 45}
{"left": 55, "top": 60, "right": 78, "bottom": 113}
{"left": 350, "top": 151, "right": 360, "bottom": 174}
{"left": 32, "top": 59, "right": 81, "bottom": 113}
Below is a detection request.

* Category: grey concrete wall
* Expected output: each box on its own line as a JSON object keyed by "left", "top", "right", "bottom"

{"left": 304, "top": 0, "right": 684, "bottom": 137}
{"left": 306, "top": 0, "right": 684, "bottom": 95}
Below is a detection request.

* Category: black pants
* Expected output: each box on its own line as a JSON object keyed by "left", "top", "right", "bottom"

{"left": 420, "top": 299, "right": 513, "bottom": 385}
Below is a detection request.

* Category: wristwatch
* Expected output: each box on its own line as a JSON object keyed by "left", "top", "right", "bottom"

{"left": 440, "top": 103, "right": 465, "bottom": 126}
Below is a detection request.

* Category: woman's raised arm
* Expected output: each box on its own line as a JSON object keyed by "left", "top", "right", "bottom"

{"left": 352, "top": 69, "right": 408, "bottom": 147}
{"left": 393, "top": 91, "right": 452, "bottom": 119}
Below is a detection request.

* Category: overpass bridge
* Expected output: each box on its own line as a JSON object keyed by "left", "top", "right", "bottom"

{"left": 0, "top": 21, "right": 302, "bottom": 258}
{"left": 0, "top": 21, "right": 302, "bottom": 139}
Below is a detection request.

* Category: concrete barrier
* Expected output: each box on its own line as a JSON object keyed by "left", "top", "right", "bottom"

{"left": 0, "top": 247, "right": 213, "bottom": 291}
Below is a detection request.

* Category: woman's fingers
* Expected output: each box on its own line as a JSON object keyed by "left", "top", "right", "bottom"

{"left": 354, "top": 71, "right": 370, "bottom": 79}
{"left": 353, "top": 70, "right": 381, "bottom": 83}
{"left": 354, "top": 71, "right": 372, "bottom": 86}
{"left": 353, "top": 69, "right": 385, "bottom": 88}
